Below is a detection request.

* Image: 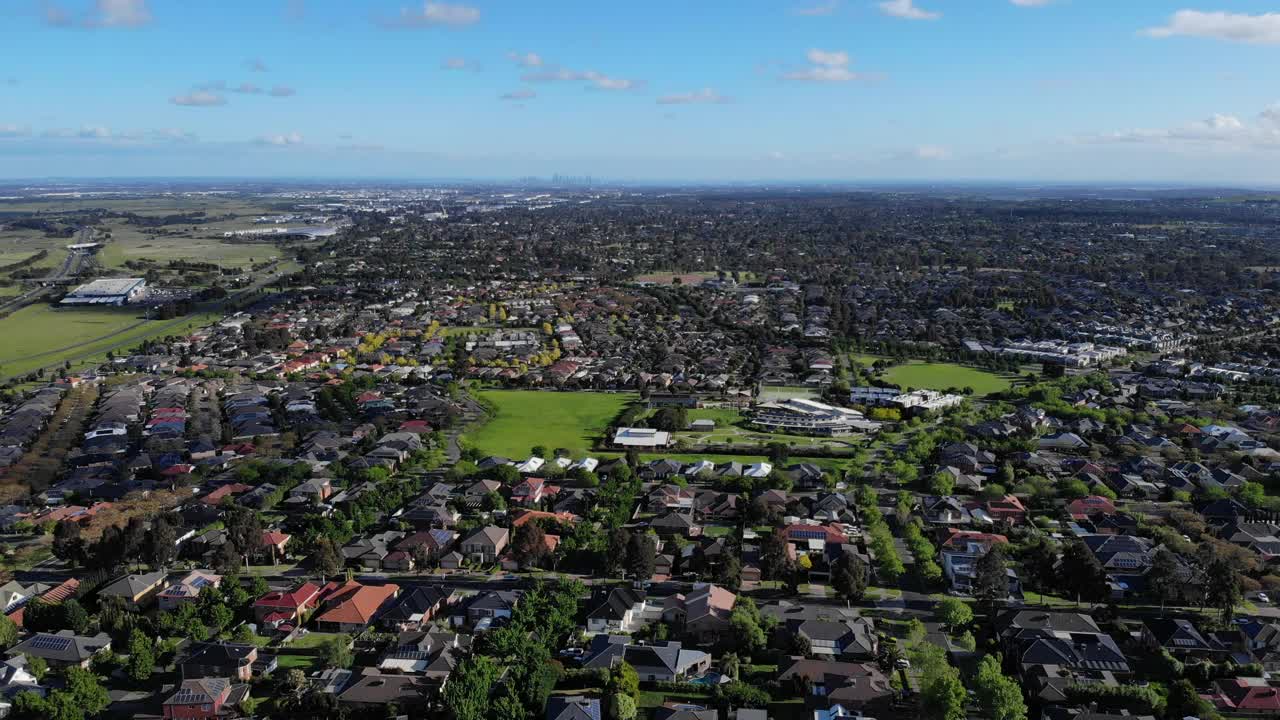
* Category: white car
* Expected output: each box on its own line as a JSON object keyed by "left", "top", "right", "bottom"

{"left": 1259, "top": 593, "right": 1271, "bottom": 604}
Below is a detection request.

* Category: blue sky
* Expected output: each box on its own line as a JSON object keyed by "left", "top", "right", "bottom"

{"left": 2, "top": 0, "right": 1280, "bottom": 183}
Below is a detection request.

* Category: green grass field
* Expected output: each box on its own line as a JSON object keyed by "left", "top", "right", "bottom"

{"left": 0, "top": 304, "right": 221, "bottom": 380}
{"left": 468, "top": 390, "right": 634, "bottom": 458}
{"left": 881, "top": 360, "right": 1012, "bottom": 396}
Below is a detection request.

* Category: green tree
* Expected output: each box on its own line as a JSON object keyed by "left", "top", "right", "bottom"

{"left": 627, "top": 532, "right": 656, "bottom": 580}
{"left": 610, "top": 693, "right": 637, "bottom": 720}
{"left": 312, "top": 536, "right": 343, "bottom": 579}
{"left": 929, "top": 471, "right": 956, "bottom": 496}
{"left": 729, "top": 598, "right": 768, "bottom": 656}
{"left": 609, "top": 661, "right": 640, "bottom": 702}
{"left": 24, "top": 655, "right": 47, "bottom": 682}
{"left": 0, "top": 615, "right": 17, "bottom": 647}
{"left": 936, "top": 597, "right": 973, "bottom": 631}
{"left": 1147, "top": 546, "right": 1183, "bottom": 610}
{"left": 443, "top": 655, "right": 499, "bottom": 720}
{"left": 974, "top": 545, "right": 1009, "bottom": 605}
{"left": 322, "top": 634, "right": 353, "bottom": 669}
{"left": 1059, "top": 541, "right": 1109, "bottom": 603}
{"left": 126, "top": 629, "right": 155, "bottom": 682}
{"left": 974, "top": 655, "right": 1027, "bottom": 720}
{"left": 831, "top": 550, "right": 868, "bottom": 604}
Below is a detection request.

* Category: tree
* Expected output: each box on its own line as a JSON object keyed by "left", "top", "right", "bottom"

{"left": 52, "top": 521, "right": 83, "bottom": 565}
{"left": 606, "top": 528, "right": 630, "bottom": 577}
{"left": 608, "top": 661, "right": 640, "bottom": 702}
{"left": 974, "top": 655, "right": 1027, "bottom": 720}
{"left": 831, "top": 551, "right": 868, "bottom": 604}
{"left": 0, "top": 615, "right": 17, "bottom": 647}
{"left": 729, "top": 597, "right": 767, "bottom": 656}
{"left": 312, "top": 536, "right": 343, "bottom": 579}
{"left": 322, "top": 634, "right": 353, "bottom": 669}
{"left": 721, "top": 652, "right": 742, "bottom": 681}
{"left": 1058, "top": 541, "right": 1109, "bottom": 603}
{"left": 223, "top": 504, "right": 264, "bottom": 564}
{"left": 936, "top": 597, "right": 973, "bottom": 631}
{"left": 64, "top": 666, "right": 110, "bottom": 717}
{"left": 23, "top": 655, "right": 47, "bottom": 682}
{"left": 929, "top": 471, "right": 956, "bottom": 496}
{"left": 973, "top": 545, "right": 1009, "bottom": 605}
{"left": 148, "top": 516, "right": 178, "bottom": 568}
{"left": 1147, "top": 546, "right": 1183, "bottom": 610}
{"left": 627, "top": 532, "right": 656, "bottom": 580}
{"left": 1205, "top": 554, "right": 1242, "bottom": 623}
{"left": 922, "top": 666, "right": 967, "bottom": 720}
{"left": 610, "top": 693, "right": 637, "bottom": 720}
{"left": 760, "top": 530, "right": 791, "bottom": 582}
{"left": 126, "top": 628, "right": 155, "bottom": 682}
{"left": 715, "top": 553, "right": 742, "bottom": 592}
{"left": 512, "top": 522, "right": 550, "bottom": 568}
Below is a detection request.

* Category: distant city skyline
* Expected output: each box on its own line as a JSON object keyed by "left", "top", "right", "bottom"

{"left": 2, "top": 0, "right": 1280, "bottom": 183}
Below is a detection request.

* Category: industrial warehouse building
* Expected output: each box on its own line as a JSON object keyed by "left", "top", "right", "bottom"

{"left": 60, "top": 278, "right": 147, "bottom": 306}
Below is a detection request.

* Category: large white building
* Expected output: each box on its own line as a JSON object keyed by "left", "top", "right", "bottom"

{"left": 751, "top": 398, "right": 879, "bottom": 436}
{"left": 612, "top": 427, "right": 672, "bottom": 448}
{"left": 60, "top": 278, "right": 146, "bottom": 306}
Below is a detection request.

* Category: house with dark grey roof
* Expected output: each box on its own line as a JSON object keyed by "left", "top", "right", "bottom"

{"left": 791, "top": 617, "right": 879, "bottom": 660}
{"left": 5, "top": 631, "right": 111, "bottom": 669}
{"left": 180, "top": 642, "right": 258, "bottom": 681}
{"left": 546, "top": 696, "right": 602, "bottom": 720}
{"left": 586, "top": 587, "right": 651, "bottom": 634}
{"left": 162, "top": 677, "right": 250, "bottom": 719}
{"left": 99, "top": 570, "right": 169, "bottom": 610}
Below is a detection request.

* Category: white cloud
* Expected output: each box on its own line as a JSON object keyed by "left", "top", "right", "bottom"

{"left": 782, "top": 48, "right": 868, "bottom": 83}
{"left": 1142, "top": 10, "right": 1280, "bottom": 45}
{"left": 171, "top": 91, "right": 227, "bottom": 107}
{"left": 384, "top": 2, "right": 480, "bottom": 28}
{"left": 500, "top": 89, "right": 536, "bottom": 101}
{"left": 521, "top": 67, "right": 641, "bottom": 91}
{"left": 913, "top": 145, "right": 951, "bottom": 159}
{"left": 1077, "top": 105, "right": 1280, "bottom": 151}
{"left": 87, "top": 0, "right": 152, "bottom": 27}
{"left": 254, "top": 132, "right": 304, "bottom": 146}
{"left": 507, "top": 51, "right": 543, "bottom": 68}
{"left": 442, "top": 57, "right": 476, "bottom": 70}
{"left": 247, "top": 58, "right": 269, "bottom": 72}
{"left": 794, "top": 1, "right": 838, "bottom": 16}
{"left": 0, "top": 124, "right": 31, "bottom": 138}
{"left": 45, "top": 0, "right": 152, "bottom": 28}
{"left": 269, "top": 85, "right": 297, "bottom": 97}
{"left": 231, "top": 83, "right": 263, "bottom": 94}
{"left": 1010, "top": 0, "right": 1051, "bottom": 6}
{"left": 879, "top": 0, "right": 940, "bottom": 20}
{"left": 656, "top": 88, "right": 730, "bottom": 105}
{"left": 78, "top": 125, "right": 111, "bottom": 138}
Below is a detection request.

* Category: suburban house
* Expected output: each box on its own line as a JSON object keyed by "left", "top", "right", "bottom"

{"left": 314, "top": 581, "right": 401, "bottom": 633}
{"left": 180, "top": 642, "right": 258, "bottom": 681}
{"left": 460, "top": 526, "right": 509, "bottom": 563}
{"left": 792, "top": 618, "right": 879, "bottom": 660}
{"left": 161, "top": 677, "right": 250, "bottom": 719}
{"left": 662, "top": 584, "right": 736, "bottom": 644}
{"left": 99, "top": 570, "right": 170, "bottom": 610}
{"left": 253, "top": 581, "right": 324, "bottom": 629}
{"left": 586, "top": 587, "right": 652, "bottom": 634}
{"left": 157, "top": 570, "right": 222, "bottom": 611}
{"left": 939, "top": 529, "right": 1010, "bottom": 594}
{"left": 6, "top": 631, "right": 111, "bottom": 670}
{"left": 582, "top": 636, "right": 711, "bottom": 682}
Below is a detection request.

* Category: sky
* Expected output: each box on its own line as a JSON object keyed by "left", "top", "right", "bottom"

{"left": 2, "top": 0, "right": 1280, "bottom": 184}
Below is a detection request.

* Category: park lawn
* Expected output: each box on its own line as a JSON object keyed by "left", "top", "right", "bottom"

{"left": 467, "top": 390, "right": 635, "bottom": 458}
{"left": 881, "top": 361, "right": 1012, "bottom": 396}
{"left": 98, "top": 221, "right": 281, "bottom": 269}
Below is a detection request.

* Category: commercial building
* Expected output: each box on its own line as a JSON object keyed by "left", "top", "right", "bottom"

{"left": 60, "top": 278, "right": 146, "bottom": 306}
{"left": 751, "top": 398, "right": 878, "bottom": 436}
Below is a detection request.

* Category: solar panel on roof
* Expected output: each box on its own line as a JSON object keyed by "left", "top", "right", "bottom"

{"left": 29, "top": 635, "right": 72, "bottom": 652}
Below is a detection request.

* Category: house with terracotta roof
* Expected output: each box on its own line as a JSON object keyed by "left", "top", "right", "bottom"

{"left": 258, "top": 530, "right": 291, "bottom": 563}
{"left": 1066, "top": 495, "right": 1117, "bottom": 520}
{"left": 253, "top": 581, "right": 323, "bottom": 628}
{"left": 6, "top": 578, "right": 78, "bottom": 627}
{"left": 200, "top": 483, "right": 252, "bottom": 506}
{"left": 162, "top": 677, "right": 250, "bottom": 719}
{"left": 662, "top": 584, "right": 736, "bottom": 645}
{"left": 314, "top": 581, "right": 401, "bottom": 633}
{"left": 781, "top": 523, "right": 849, "bottom": 546}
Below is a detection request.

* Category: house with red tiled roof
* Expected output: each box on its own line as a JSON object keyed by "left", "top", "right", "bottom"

{"left": 258, "top": 531, "right": 291, "bottom": 563}
{"left": 201, "top": 483, "right": 252, "bottom": 506}
{"left": 511, "top": 477, "right": 559, "bottom": 507}
{"left": 253, "top": 582, "right": 324, "bottom": 628}
{"left": 314, "top": 581, "right": 401, "bottom": 633}
{"left": 1066, "top": 495, "right": 1117, "bottom": 520}
{"left": 781, "top": 523, "right": 849, "bottom": 546}
{"left": 1209, "top": 677, "right": 1280, "bottom": 715}
{"left": 6, "top": 577, "right": 79, "bottom": 627}
{"left": 968, "top": 495, "right": 1027, "bottom": 525}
